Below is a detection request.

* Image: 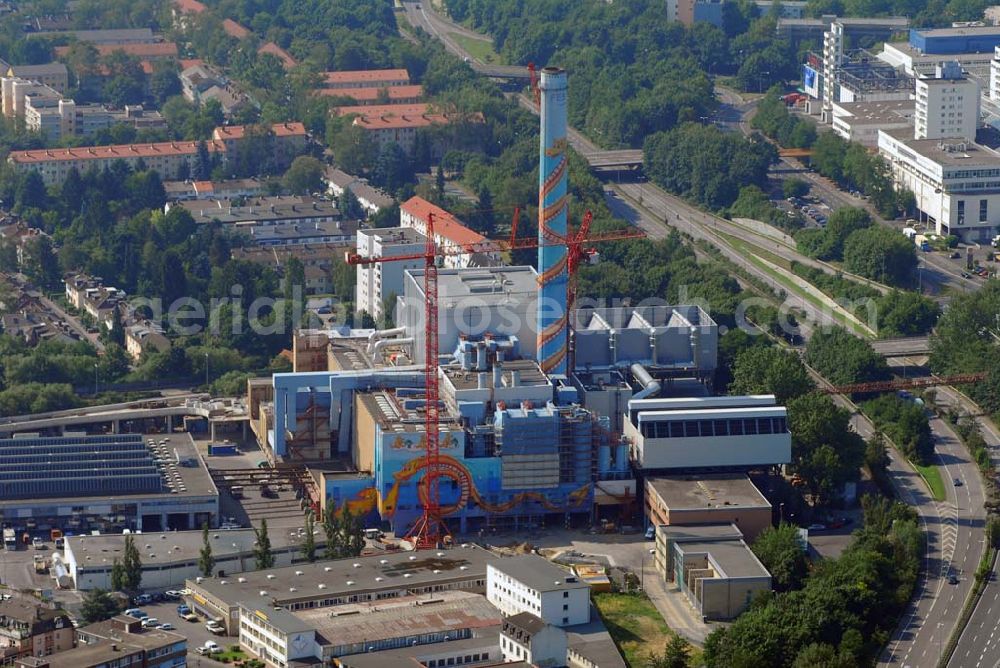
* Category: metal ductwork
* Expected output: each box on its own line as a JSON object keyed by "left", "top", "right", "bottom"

{"left": 367, "top": 327, "right": 406, "bottom": 353}
{"left": 630, "top": 363, "right": 660, "bottom": 401}
{"left": 372, "top": 337, "right": 413, "bottom": 359}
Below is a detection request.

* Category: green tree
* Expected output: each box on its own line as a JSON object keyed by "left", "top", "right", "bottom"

{"left": 323, "top": 501, "right": 343, "bottom": 560}
{"left": 782, "top": 178, "right": 809, "bottom": 199}
{"left": 842, "top": 225, "right": 918, "bottom": 287}
{"left": 254, "top": 518, "right": 274, "bottom": 569}
{"left": 194, "top": 140, "right": 212, "bottom": 180}
{"left": 876, "top": 291, "right": 939, "bottom": 337}
{"left": 110, "top": 559, "right": 126, "bottom": 592}
{"left": 787, "top": 393, "right": 866, "bottom": 504}
{"left": 435, "top": 163, "right": 445, "bottom": 201}
{"left": 122, "top": 534, "right": 142, "bottom": 593}
{"left": 864, "top": 431, "right": 891, "bottom": 492}
{"left": 339, "top": 188, "right": 366, "bottom": 220}
{"left": 752, "top": 523, "right": 808, "bottom": 591}
{"left": 283, "top": 156, "right": 325, "bottom": 195}
{"left": 647, "top": 635, "right": 691, "bottom": 668}
{"left": 372, "top": 142, "right": 413, "bottom": 194}
{"left": 80, "top": 589, "right": 120, "bottom": 623}
{"left": 22, "top": 236, "right": 61, "bottom": 290}
{"left": 804, "top": 326, "right": 888, "bottom": 387}
{"left": 301, "top": 512, "right": 317, "bottom": 563}
{"left": 199, "top": 522, "right": 215, "bottom": 577}
{"left": 729, "top": 346, "right": 814, "bottom": 403}
{"left": 15, "top": 171, "right": 47, "bottom": 211}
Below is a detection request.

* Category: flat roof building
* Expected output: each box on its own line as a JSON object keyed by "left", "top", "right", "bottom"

{"left": 65, "top": 528, "right": 304, "bottom": 590}
{"left": 626, "top": 394, "right": 791, "bottom": 471}
{"left": 355, "top": 226, "right": 427, "bottom": 322}
{"left": 645, "top": 474, "right": 773, "bottom": 542}
{"left": 831, "top": 99, "right": 916, "bottom": 146}
{"left": 0, "top": 432, "right": 218, "bottom": 534}
{"left": 487, "top": 555, "right": 590, "bottom": 627}
{"left": 184, "top": 544, "right": 492, "bottom": 634}
{"left": 878, "top": 126, "right": 1000, "bottom": 242}
{"left": 30, "top": 28, "right": 158, "bottom": 44}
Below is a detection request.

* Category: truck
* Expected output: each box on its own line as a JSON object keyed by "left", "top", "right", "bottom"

{"left": 914, "top": 234, "right": 932, "bottom": 252}
{"left": 50, "top": 529, "right": 63, "bottom": 549}
{"left": 993, "top": 234, "right": 1000, "bottom": 248}
{"left": 33, "top": 555, "right": 48, "bottom": 574}
{"left": 3, "top": 528, "right": 15, "bottom": 550}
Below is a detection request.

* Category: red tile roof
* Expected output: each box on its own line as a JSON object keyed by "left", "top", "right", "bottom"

{"left": 222, "top": 19, "right": 250, "bottom": 39}
{"left": 354, "top": 113, "right": 455, "bottom": 131}
{"left": 192, "top": 181, "right": 214, "bottom": 194}
{"left": 258, "top": 42, "right": 297, "bottom": 69}
{"left": 10, "top": 140, "right": 224, "bottom": 164}
{"left": 401, "top": 196, "right": 486, "bottom": 248}
{"left": 334, "top": 103, "right": 431, "bottom": 117}
{"left": 212, "top": 122, "right": 307, "bottom": 142}
{"left": 56, "top": 43, "right": 179, "bottom": 59}
{"left": 322, "top": 69, "right": 410, "bottom": 86}
{"left": 317, "top": 84, "right": 423, "bottom": 102}
{"left": 179, "top": 58, "right": 204, "bottom": 70}
{"left": 173, "top": 0, "right": 207, "bottom": 13}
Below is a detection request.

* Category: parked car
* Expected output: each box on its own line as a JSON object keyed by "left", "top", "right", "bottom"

{"left": 195, "top": 647, "right": 210, "bottom": 656}
{"left": 157, "top": 623, "right": 175, "bottom": 631}
{"left": 140, "top": 618, "right": 160, "bottom": 629}
{"left": 164, "top": 591, "right": 183, "bottom": 600}
{"left": 645, "top": 526, "right": 655, "bottom": 540}
{"left": 204, "top": 641, "right": 222, "bottom": 653}
{"left": 807, "top": 523, "right": 826, "bottom": 531}
{"left": 133, "top": 594, "right": 153, "bottom": 605}
{"left": 962, "top": 272, "right": 973, "bottom": 279}
{"left": 950, "top": 251, "right": 961, "bottom": 259}
{"left": 124, "top": 609, "right": 147, "bottom": 619}
{"left": 206, "top": 621, "right": 225, "bottom": 635}
{"left": 31, "top": 538, "right": 43, "bottom": 550}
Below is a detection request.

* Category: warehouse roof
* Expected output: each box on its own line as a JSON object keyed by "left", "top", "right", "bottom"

{"left": 645, "top": 474, "right": 771, "bottom": 511}
{"left": 675, "top": 538, "right": 771, "bottom": 579}
{"left": 68, "top": 528, "right": 300, "bottom": 568}
{"left": 188, "top": 544, "right": 492, "bottom": 606}
{"left": 302, "top": 591, "right": 500, "bottom": 647}
{"left": 488, "top": 555, "right": 589, "bottom": 593}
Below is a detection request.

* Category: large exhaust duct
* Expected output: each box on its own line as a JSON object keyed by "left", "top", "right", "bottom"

{"left": 536, "top": 66, "right": 569, "bottom": 376}
{"left": 630, "top": 363, "right": 661, "bottom": 401}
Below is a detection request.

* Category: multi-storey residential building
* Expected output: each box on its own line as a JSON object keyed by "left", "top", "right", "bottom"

{"left": 9, "top": 139, "right": 225, "bottom": 186}
{"left": 0, "top": 600, "right": 74, "bottom": 661}
{"left": 316, "top": 84, "right": 423, "bottom": 105}
{"left": 354, "top": 226, "right": 426, "bottom": 320}
{"left": 212, "top": 122, "right": 307, "bottom": 169}
{"left": 321, "top": 69, "right": 410, "bottom": 89}
{"left": 1, "top": 63, "right": 69, "bottom": 92}
{"left": 399, "top": 196, "right": 498, "bottom": 269}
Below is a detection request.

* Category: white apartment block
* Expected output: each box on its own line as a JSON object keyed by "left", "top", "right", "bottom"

{"left": 354, "top": 226, "right": 426, "bottom": 321}
{"left": 486, "top": 556, "right": 590, "bottom": 627}
{"left": 399, "top": 196, "right": 498, "bottom": 269}
{"left": 992, "top": 46, "right": 1000, "bottom": 101}
{"left": 915, "top": 61, "right": 979, "bottom": 141}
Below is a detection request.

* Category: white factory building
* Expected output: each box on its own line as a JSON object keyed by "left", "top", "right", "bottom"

{"left": 487, "top": 555, "right": 591, "bottom": 627}
{"left": 877, "top": 61, "right": 1000, "bottom": 243}
{"left": 624, "top": 395, "right": 791, "bottom": 471}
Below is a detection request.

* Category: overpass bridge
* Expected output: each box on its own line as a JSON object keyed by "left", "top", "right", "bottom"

{"left": 0, "top": 396, "right": 249, "bottom": 439}
{"left": 870, "top": 336, "right": 931, "bottom": 357}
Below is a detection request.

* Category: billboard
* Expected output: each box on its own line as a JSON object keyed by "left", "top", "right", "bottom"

{"left": 802, "top": 65, "right": 820, "bottom": 98}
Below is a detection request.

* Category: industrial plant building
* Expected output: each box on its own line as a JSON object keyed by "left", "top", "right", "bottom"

{"left": 0, "top": 432, "right": 219, "bottom": 535}
{"left": 64, "top": 529, "right": 303, "bottom": 590}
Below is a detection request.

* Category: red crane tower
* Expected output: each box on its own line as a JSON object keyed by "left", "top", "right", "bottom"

{"left": 347, "top": 210, "right": 643, "bottom": 548}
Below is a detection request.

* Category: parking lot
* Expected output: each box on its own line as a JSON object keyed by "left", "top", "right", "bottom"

{"left": 125, "top": 598, "right": 236, "bottom": 656}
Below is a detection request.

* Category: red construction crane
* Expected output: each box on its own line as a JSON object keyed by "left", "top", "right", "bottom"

{"left": 346, "top": 209, "right": 643, "bottom": 547}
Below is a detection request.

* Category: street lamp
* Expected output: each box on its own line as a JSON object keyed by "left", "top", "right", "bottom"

{"left": 93, "top": 362, "right": 98, "bottom": 395}
{"left": 204, "top": 352, "right": 210, "bottom": 389}
{"left": 640, "top": 547, "right": 656, "bottom": 590}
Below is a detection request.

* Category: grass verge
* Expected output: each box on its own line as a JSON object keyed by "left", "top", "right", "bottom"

{"left": 449, "top": 32, "right": 500, "bottom": 63}
{"left": 592, "top": 592, "right": 702, "bottom": 667}
{"left": 912, "top": 461, "right": 946, "bottom": 502}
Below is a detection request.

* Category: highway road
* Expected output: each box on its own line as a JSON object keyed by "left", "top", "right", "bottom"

{"left": 943, "top": 386, "right": 1000, "bottom": 668}
{"left": 879, "top": 411, "right": 986, "bottom": 668}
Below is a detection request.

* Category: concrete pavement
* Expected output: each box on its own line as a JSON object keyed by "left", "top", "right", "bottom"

{"left": 943, "top": 387, "right": 1000, "bottom": 668}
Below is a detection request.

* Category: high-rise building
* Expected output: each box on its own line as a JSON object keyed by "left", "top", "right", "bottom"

{"left": 914, "top": 61, "right": 979, "bottom": 141}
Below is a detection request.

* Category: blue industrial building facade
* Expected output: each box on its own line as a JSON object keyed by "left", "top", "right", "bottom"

{"left": 909, "top": 27, "right": 1000, "bottom": 54}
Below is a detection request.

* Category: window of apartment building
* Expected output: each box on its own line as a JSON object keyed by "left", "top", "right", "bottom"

{"left": 981, "top": 199, "right": 988, "bottom": 222}
{"left": 957, "top": 200, "right": 965, "bottom": 225}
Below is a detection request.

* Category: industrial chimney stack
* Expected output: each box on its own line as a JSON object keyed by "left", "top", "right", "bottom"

{"left": 536, "top": 66, "right": 569, "bottom": 376}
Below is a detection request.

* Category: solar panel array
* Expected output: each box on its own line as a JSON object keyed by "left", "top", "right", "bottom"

{"left": 0, "top": 434, "right": 170, "bottom": 499}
